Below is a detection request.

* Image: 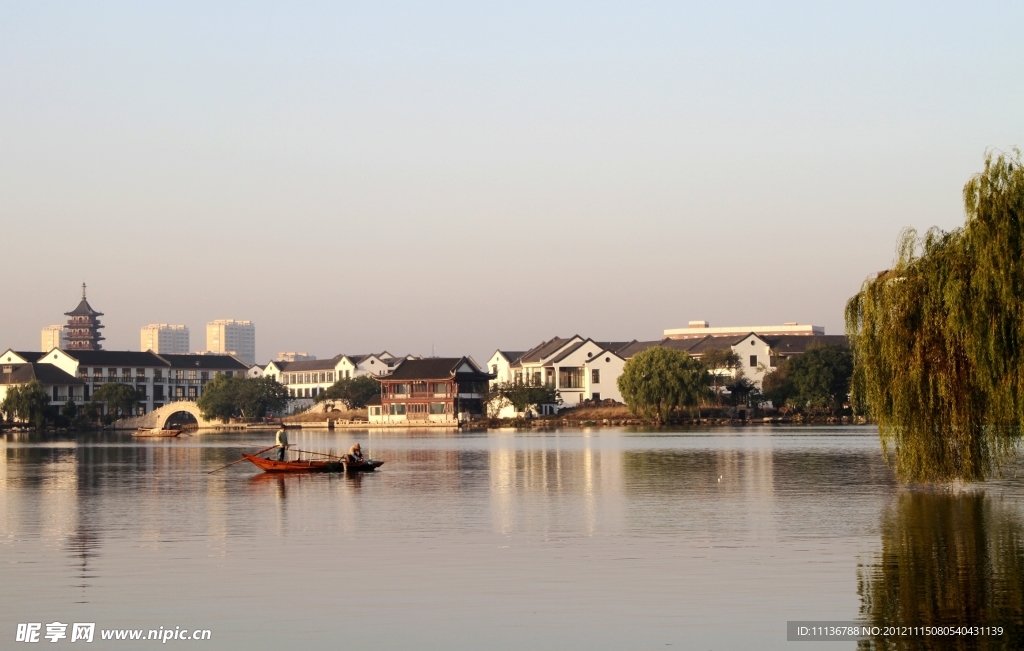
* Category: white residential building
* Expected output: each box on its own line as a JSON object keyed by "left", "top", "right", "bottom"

{"left": 3, "top": 348, "right": 249, "bottom": 415}
{"left": 41, "top": 325, "right": 68, "bottom": 352}
{"left": 140, "top": 324, "right": 190, "bottom": 354}
{"left": 664, "top": 320, "right": 824, "bottom": 339}
{"left": 487, "top": 337, "right": 634, "bottom": 415}
{"left": 206, "top": 320, "right": 256, "bottom": 365}
{"left": 262, "top": 352, "right": 411, "bottom": 412}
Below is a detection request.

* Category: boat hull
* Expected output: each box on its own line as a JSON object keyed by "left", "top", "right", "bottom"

{"left": 132, "top": 429, "right": 181, "bottom": 438}
{"left": 242, "top": 454, "right": 383, "bottom": 474}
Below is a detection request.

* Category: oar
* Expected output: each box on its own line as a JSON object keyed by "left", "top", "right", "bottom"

{"left": 291, "top": 449, "right": 347, "bottom": 460}
{"left": 207, "top": 444, "right": 279, "bottom": 474}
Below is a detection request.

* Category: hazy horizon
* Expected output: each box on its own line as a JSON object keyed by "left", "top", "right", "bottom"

{"left": 3, "top": 2, "right": 1023, "bottom": 364}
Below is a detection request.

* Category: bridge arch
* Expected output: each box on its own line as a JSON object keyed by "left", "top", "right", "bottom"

{"left": 152, "top": 401, "right": 215, "bottom": 430}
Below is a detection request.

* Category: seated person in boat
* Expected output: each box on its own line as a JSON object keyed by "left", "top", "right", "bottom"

{"left": 275, "top": 428, "right": 289, "bottom": 461}
{"left": 346, "top": 443, "right": 363, "bottom": 464}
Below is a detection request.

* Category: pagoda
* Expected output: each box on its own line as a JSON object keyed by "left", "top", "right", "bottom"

{"left": 64, "top": 283, "right": 105, "bottom": 350}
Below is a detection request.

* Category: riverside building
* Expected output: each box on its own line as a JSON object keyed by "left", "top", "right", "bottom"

{"left": 140, "top": 324, "right": 190, "bottom": 354}
{"left": 206, "top": 320, "right": 256, "bottom": 365}
{"left": 1, "top": 348, "right": 249, "bottom": 415}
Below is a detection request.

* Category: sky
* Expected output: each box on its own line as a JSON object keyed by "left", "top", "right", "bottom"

{"left": 2, "top": 1, "right": 1023, "bottom": 364}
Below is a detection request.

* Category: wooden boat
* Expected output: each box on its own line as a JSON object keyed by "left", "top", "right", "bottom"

{"left": 132, "top": 428, "right": 181, "bottom": 438}
{"left": 241, "top": 453, "right": 384, "bottom": 474}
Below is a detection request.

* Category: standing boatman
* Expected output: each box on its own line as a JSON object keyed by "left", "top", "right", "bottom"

{"left": 275, "top": 427, "right": 289, "bottom": 461}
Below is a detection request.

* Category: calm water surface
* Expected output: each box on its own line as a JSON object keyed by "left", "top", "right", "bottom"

{"left": 1, "top": 426, "right": 1022, "bottom": 650}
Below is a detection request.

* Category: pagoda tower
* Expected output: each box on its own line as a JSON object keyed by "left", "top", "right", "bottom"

{"left": 64, "top": 283, "right": 105, "bottom": 350}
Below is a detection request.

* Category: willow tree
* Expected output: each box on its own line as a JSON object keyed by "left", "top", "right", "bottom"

{"left": 845, "top": 150, "right": 1024, "bottom": 482}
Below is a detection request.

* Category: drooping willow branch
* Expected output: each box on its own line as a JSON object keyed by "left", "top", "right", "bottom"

{"left": 845, "top": 150, "right": 1024, "bottom": 482}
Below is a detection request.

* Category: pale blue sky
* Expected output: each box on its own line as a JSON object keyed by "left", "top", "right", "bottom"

{"left": 2, "top": 2, "right": 1022, "bottom": 362}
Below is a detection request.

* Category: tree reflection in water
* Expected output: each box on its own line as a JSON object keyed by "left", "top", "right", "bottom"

{"left": 858, "top": 492, "right": 1024, "bottom": 650}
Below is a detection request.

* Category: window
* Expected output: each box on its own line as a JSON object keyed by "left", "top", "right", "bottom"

{"left": 389, "top": 403, "right": 406, "bottom": 415}
{"left": 751, "top": 340, "right": 756, "bottom": 346}
{"left": 491, "top": 364, "right": 497, "bottom": 374}
{"left": 327, "top": 372, "right": 334, "bottom": 382}
{"left": 559, "top": 367, "right": 584, "bottom": 389}
{"left": 591, "top": 369, "right": 600, "bottom": 384}
{"left": 514, "top": 371, "right": 522, "bottom": 384}
{"left": 371, "top": 406, "right": 381, "bottom": 416}
{"left": 532, "top": 372, "right": 541, "bottom": 385}
{"left": 201, "top": 371, "right": 208, "bottom": 381}
{"left": 392, "top": 384, "right": 410, "bottom": 396}
{"left": 154, "top": 369, "right": 163, "bottom": 380}
{"left": 430, "top": 402, "right": 447, "bottom": 414}
{"left": 592, "top": 393, "right": 600, "bottom": 402}
{"left": 188, "top": 370, "right": 197, "bottom": 380}
{"left": 750, "top": 355, "right": 757, "bottom": 367}
{"left": 408, "top": 403, "right": 428, "bottom": 414}
{"left": 122, "top": 368, "right": 131, "bottom": 377}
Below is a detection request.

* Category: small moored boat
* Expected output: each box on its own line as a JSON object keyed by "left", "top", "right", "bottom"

{"left": 241, "top": 453, "right": 383, "bottom": 474}
{"left": 132, "top": 428, "right": 181, "bottom": 438}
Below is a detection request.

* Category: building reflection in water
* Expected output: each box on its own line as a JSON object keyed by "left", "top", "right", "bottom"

{"left": 489, "top": 429, "right": 625, "bottom": 536}
{"left": 858, "top": 492, "right": 1024, "bottom": 650}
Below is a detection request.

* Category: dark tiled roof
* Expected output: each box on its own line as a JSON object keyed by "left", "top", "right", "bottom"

{"left": 764, "top": 335, "right": 849, "bottom": 354}
{"left": 63, "top": 350, "right": 168, "bottom": 367}
{"left": 365, "top": 394, "right": 381, "bottom": 406}
{"left": 158, "top": 353, "right": 250, "bottom": 370}
{"left": 616, "top": 341, "right": 663, "bottom": 358}
{"left": 65, "top": 298, "right": 103, "bottom": 317}
{"left": 0, "top": 363, "right": 84, "bottom": 386}
{"left": 273, "top": 355, "right": 344, "bottom": 372}
{"left": 7, "top": 351, "right": 44, "bottom": 363}
{"left": 518, "top": 336, "right": 579, "bottom": 364}
{"left": 382, "top": 357, "right": 491, "bottom": 381}
{"left": 549, "top": 340, "right": 590, "bottom": 364}
{"left": 499, "top": 350, "right": 525, "bottom": 364}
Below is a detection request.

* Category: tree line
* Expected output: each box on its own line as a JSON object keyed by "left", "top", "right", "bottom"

{"left": 614, "top": 345, "right": 853, "bottom": 423}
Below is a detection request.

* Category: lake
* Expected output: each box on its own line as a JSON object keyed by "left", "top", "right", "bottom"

{"left": 1, "top": 426, "right": 1022, "bottom": 650}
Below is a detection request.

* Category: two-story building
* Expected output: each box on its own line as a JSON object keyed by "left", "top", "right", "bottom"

{"left": 0, "top": 350, "right": 85, "bottom": 412}
{"left": 368, "top": 357, "right": 494, "bottom": 425}
{"left": 487, "top": 337, "right": 634, "bottom": 415}
{"left": 12, "top": 348, "right": 249, "bottom": 415}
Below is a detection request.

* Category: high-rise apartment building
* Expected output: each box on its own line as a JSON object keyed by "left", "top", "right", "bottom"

{"left": 41, "top": 325, "right": 68, "bottom": 351}
{"left": 276, "top": 351, "right": 316, "bottom": 362}
{"left": 140, "top": 324, "right": 190, "bottom": 354}
{"left": 206, "top": 320, "right": 256, "bottom": 365}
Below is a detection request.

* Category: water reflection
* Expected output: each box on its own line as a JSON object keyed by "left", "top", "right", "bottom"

{"left": 858, "top": 492, "right": 1024, "bottom": 650}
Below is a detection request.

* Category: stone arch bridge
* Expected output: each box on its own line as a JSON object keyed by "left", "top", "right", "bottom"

{"left": 113, "top": 401, "right": 218, "bottom": 430}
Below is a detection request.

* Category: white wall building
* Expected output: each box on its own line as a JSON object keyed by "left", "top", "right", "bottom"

{"left": 664, "top": 320, "right": 824, "bottom": 339}
{"left": 262, "top": 352, "right": 411, "bottom": 413}
{"left": 140, "top": 324, "right": 190, "bottom": 354}
{"left": 206, "top": 320, "right": 256, "bottom": 365}
{"left": 41, "top": 325, "right": 68, "bottom": 352}
{"left": 4, "top": 348, "right": 249, "bottom": 415}
{"left": 487, "top": 337, "right": 634, "bottom": 416}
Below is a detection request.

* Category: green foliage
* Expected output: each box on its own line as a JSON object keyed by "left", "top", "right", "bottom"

{"left": 488, "top": 381, "right": 560, "bottom": 415}
{"left": 845, "top": 150, "right": 1024, "bottom": 482}
{"left": 792, "top": 346, "right": 853, "bottom": 412}
{"left": 1, "top": 380, "right": 50, "bottom": 429}
{"left": 60, "top": 398, "right": 78, "bottom": 420}
{"left": 617, "top": 347, "right": 709, "bottom": 422}
{"left": 761, "top": 360, "right": 797, "bottom": 411}
{"left": 701, "top": 347, "right": 741, "bottom": 395}
{"left": 317, "top": 375, "right": 379, "bottom": 409}
{"left": 197, "top": 375, "right": 289, "bottom": 423}
{"left": 762, "top": 347, "right": 852, "bottom": 414}
{"left": 91, "top": 383, "right": 139, "bottom": 418}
